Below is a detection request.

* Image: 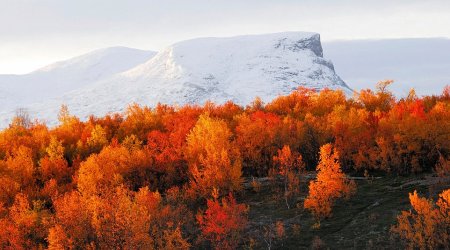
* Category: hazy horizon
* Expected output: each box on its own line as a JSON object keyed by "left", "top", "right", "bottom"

{"left": 2, "top": 0, "right": 450, "bottom": 74}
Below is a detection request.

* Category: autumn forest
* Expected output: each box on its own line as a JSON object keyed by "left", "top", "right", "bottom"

{"left": 0, "top": 81, "right": 449, "bottom": 249}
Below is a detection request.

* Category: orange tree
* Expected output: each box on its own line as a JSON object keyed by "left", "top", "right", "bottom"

{"left": 391, "top": 189, "right": 450, "bottom": 249}
{"left": 272, "top": 145, "right": 305, "bottom": 209}
{"left": 304, "top": 143, "right": 356, "bottom": 225}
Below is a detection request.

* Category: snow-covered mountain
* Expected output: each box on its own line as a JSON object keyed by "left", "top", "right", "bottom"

{"left": 0, "top": 47, "right": 156, "bottom": 110}
{"left": 0, "top": 32, "right": 350, "bottom": 127}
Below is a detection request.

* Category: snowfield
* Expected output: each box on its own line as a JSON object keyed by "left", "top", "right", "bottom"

{"left": 0, "top": 32, "right": 350, "bottom": 127}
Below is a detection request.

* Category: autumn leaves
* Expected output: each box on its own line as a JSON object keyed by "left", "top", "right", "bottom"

{"left": 186, "top": 115, "right": 242, "bottom": 197}
{"left": 188, "top": 117, "right": 357, "bottom": 248}
{"left": 0, "top": 83, "right": 448, "bottom": 248}
{"left": 304, "top": 144, "right": 356, "bottom": 225}
{"left": 391, "top": 189, "right": 450, "bottom": 249}
{"left": 187, "top": 115, "right": 357, "bottom": 227}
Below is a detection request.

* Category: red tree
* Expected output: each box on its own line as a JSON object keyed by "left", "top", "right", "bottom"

{"left": 197, "top": 193, "right": 248, "bottom": 250}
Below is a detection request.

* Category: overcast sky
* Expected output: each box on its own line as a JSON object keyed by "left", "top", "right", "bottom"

{"left": 1, "top": 0, "right": 450, "bottom": 74}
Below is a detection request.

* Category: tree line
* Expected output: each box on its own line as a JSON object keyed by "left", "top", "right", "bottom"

{"left": 0, "top": 81, "right": 448, "bottom": 249}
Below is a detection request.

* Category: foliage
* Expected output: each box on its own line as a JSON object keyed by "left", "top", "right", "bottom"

{"left": 272, "top": 145, "right": 305, "bottom": 208}
{"left": 186, "top": 114, "right": 242, "bottom": 197}
{"left": 0, "top": 84, "right": 447, "bottom": 248}
{"left": 391, "top": 189, "right": 450, "bottom": 249}
{"left": 197, "top": 193, "right": 248, "bottom": 249}
{"left": 304, "top": 143, "right": 356, "bottom": 223}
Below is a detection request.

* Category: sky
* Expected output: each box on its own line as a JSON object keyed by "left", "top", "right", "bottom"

{"left": 1, "top": 0, "right": 450, "bottom": 74}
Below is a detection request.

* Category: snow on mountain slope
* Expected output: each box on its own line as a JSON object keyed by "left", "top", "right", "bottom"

{"left": 0, "top": 47, "right": 156, "bottom": 110}
{"left": 0, "top": 32, "right": 349, "bottom": 127}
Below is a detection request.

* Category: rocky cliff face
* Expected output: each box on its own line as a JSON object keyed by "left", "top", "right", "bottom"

{"left": 0, "top": 32, "right": 350, "bottom": 127}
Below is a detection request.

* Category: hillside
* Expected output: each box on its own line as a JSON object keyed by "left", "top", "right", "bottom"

{"left": 243, "top": 174, "right": 444, "bottom": 249}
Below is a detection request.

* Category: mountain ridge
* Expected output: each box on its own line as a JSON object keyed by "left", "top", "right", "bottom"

{"left": 0, "top": 32, "right": 350, "bottom": 127}
{"left": 0, "top": 47, "right": 156, "bottom": 110}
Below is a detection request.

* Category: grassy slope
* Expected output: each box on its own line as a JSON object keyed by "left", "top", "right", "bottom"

{"left": 241, "top": 174, "right": 445, "bottom": 249}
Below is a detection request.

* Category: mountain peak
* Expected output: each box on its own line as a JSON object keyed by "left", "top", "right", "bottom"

{"left": 119, "top": 31, "right": 349, "bottom": 105}
{"left": 0, "top": 32, "right": 350, "bottom": 127}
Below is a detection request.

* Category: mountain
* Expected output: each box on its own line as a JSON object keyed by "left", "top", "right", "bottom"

{"left": 323, "top": 38, "right": 450, "bottom": 96}
{"left": 0, "top": 32, "right": 350, "bottom": 127}
{"left": 111, "top": 32, "right": 351, "bottom": 105}
{"left": 0, "top": 47, "right": 156, "bottom": 110}
{"left": 0, "top": 47, "right": 156, "bottom": 126}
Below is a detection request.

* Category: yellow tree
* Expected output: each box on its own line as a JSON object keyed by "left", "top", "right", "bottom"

{"left": 77, "top": 145, "right": 132, "bottom": 197}
{"left": 39, "top": 136, "right": 71, "bottom": 183}
{"left": 304, "top": 143, "right": 356, "bottom": 225}
{"left": 186, "top": 114, "right": 242, "bottom": 198}
{"left": 86, "top": 125, "right": 108, "bottom": 152}
{"left": 391, "top": 189, "right": 450, "bottom": 249}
